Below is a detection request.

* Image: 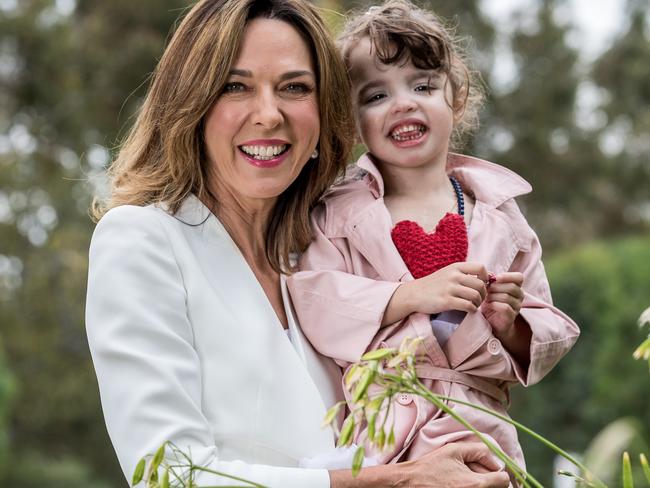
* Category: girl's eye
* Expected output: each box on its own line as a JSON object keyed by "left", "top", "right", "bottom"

{"left": 222, "top": 82, "right": 247, "bottom": 94}
{"left": 364, "top": 93, "right": 386, "bottom": 104}
{"left": 415, "top": 83, "right": 436, "bottom": 93}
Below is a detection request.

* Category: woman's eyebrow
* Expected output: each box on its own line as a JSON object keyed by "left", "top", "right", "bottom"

{"left": 227, "top": 69, "right": 314, "bottom": 81}
{"left": 279, "top": 70, "right": 315, "bottom": 81}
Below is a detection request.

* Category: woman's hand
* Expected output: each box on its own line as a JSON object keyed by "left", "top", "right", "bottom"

{"left": 330, "top": 442, "right": 510, "bottom": 487}
{"left": 383, "top": 262, "right": 489, "bottom": 326}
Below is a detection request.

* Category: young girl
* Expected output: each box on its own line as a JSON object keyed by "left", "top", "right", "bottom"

{"left": 287, "top": 0, "right": 580, "bottom": 476}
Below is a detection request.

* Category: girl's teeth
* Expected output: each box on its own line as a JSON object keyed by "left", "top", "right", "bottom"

{"left": 391, "top": 124, "right": 425, "bottom": 141}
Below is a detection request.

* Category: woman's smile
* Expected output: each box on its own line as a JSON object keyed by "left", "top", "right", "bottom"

{"left": 238, "top": 139, "right": 292, "bottom": 168}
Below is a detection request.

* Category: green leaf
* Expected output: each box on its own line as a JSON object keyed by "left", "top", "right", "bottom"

{"left": 361, "top": 348, "right": 395, "bottom": 361}
{"left": 367, "top": 417, "right": 375, "bottom": 441}
{"left": 351, "top": 446, "right": 365, "bottom": 477}
{"left": 132, "top": 458, "right": 146, "bottom": 486}
{"left": 387, "top": 428, "right": 395, "bottom": 448}
{"left": 160, "top": 468, "right": 170, "bottom": 488}
{"left": 622, "top": 451, "right": 633, "bottom": 488}
{"left": 151, "top": 443, "right": 166, "bottom": 471}
{"left": 640, "top": 453, "right": 650, "bottom": 484}
{"left": 338, "top": 416, "right": 355, "bottom": 447}
{"left": 345, "top": 364, "right": 363, "bottom": 389}
{"left": 352, "top": 369, "right": 374, "bottom": 403}
{"left": 376, "top": 428, "right": 385, "bottom": 450}
{"left": 321, "top": 402, "right": 344, "bottom": 428}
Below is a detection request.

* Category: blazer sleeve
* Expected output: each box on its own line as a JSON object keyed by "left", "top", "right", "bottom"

{"left": 501, "top": 203, "right": 580, "bottom": 387}
{"left": 85, "top": 205, "right": 329, "bottom": 488}
{"left": 287, "top": 206, "right": 400, "bottom": 366}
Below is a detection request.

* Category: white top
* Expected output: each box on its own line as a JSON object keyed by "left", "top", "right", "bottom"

{"left": 85, "top": 195, "right": 344, "bottom": 487}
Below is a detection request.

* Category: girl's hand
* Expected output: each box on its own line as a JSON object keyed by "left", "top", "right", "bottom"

{"left": 481, "top": 272, "right": 524, "bottom": 336}
{"left": 383, "top": 262, "right": 489, "bottom": 326}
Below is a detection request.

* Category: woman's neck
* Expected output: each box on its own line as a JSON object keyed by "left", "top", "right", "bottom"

{"left": 203, "top": 185, "right": 274, "bottom": 268}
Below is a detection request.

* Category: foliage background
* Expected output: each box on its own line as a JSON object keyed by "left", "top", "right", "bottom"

{"left": 0, "top": 0, "right": 648, "bottom": 486}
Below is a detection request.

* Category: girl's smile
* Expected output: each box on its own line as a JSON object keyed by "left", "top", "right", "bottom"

{"left": 348, "top": 37, "right": 454, "bottom": 171}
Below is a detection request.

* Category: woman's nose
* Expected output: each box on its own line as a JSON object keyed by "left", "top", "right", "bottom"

{"left": 252, "top": 89, "right": 284, "bottom": 129}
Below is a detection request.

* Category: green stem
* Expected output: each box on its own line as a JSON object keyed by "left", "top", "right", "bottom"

{"left": 436, "top": 395, "right": 607, "bottom": 488}
{"left": 401, "top": 379, "right": 540, "bottom": 488}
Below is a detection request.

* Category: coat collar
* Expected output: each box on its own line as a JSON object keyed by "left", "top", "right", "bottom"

{"left": 355, "top": 153, "right": 532, "bottom": 208}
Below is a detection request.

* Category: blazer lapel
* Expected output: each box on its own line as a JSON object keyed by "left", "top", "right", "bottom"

{"left": 177, "top": 195, "right": 338, "bottom": 449}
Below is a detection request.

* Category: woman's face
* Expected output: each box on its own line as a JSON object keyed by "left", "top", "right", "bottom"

{"left": 204, "top": 18, "right": 320, "bottom": 206}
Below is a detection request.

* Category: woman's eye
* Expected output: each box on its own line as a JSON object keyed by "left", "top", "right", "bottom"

{"left": 222, "top": 82, "right": 246, "bottom": 94}
{"left": 283, "top": 82, "right": 313, "bottom": 94}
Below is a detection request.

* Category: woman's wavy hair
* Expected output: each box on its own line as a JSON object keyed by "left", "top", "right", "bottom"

{"left": 93, "top": 0, "right": 354, "bottom": 272}
{"left": 338, "top": 0, "right": 484, "bottom": 148}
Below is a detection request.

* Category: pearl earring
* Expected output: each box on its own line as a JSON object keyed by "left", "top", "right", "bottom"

{"left": 310, "top": 148, "right": 319, "bottom": 159}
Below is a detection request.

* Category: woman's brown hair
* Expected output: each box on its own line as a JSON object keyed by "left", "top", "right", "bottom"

{"left": 338, "top": 0, "right": 484, "bottom": 148}
{"left": 93, "top": 0, "right": 354, "bottom": 272}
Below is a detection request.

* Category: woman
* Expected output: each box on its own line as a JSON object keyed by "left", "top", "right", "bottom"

{"left": 85, "top": 0, "right": 510, "bottom": 486}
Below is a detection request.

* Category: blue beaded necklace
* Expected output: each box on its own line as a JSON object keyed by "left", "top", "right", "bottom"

{"left": 450, "top": 176, "right": 464, "bottom": 216}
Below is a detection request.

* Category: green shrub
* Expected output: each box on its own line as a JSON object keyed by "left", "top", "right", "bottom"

{"left": 510, "top": 235, "right": 650, "bottom": 487}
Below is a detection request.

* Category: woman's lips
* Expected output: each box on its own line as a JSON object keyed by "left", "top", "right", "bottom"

{"left": 238, "top": 140, "right": 291, "bottom": 168}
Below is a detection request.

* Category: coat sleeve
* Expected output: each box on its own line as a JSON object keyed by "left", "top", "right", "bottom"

{"left": 85, "top": 206, "right": 330, "bottom": 488}
{"left": 501, "top": 203, "right": 580, "bottom": 387}
{"left": 287, "top": 205, "right": 401, "bottom": 365}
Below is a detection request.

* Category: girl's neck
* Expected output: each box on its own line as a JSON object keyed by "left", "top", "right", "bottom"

{"left": 378, "top": 155, "right": 449, "bottom": 200}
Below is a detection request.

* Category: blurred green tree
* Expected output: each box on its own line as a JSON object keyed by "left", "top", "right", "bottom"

{"left": 510, "top": 235, "right": 650, "bottom": 487}
{"left": 0, "top": 0, "right": 186, "bottom": 485}
{"left": 0, "top": 0, "right": 648, "bottom": 485}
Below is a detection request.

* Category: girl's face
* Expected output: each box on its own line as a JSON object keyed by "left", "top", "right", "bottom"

{"left": 348, "top": 37, "right": 454, "bottom": 171}
{"left": 204, "top": 18, "right": 320, "bottom": 206}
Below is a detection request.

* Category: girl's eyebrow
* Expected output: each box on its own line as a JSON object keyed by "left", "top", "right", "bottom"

{"left": 356, "top": 80, "right": 384, "bottom": 98}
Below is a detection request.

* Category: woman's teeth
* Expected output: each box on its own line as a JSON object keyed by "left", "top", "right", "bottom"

{"left": 240, "top": 144, "right": 287, "bottom": 160}
{"left": 390, "top": 124, "right": 426, "bottom": 141}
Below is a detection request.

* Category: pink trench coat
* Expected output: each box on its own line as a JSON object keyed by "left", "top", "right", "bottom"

{"left": 287, "top": 153, "right": 580, "bottom": 470}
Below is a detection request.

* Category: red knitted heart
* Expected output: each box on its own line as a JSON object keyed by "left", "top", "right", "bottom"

{"left": 391, "top": 213, "right": 468, "bottom": 279}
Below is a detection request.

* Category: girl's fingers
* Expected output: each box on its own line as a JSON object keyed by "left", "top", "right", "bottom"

{"left": 448, "top": 296, "right": 480, "bottom": 313}
{"left": 487, "top": 282, "right": 524, "bottom": 299}
{"left": 454, "top": 284, "right": 485, "bottom": 308}
{"left": 486, "top": 292, "right": 522, "bottom": 309}
{"left": 453, "top": 261, "right": 490, "bottom": 282}
{"left": 494, "top": 272, "right": 524, "bottom": 286}
{"left": 459, "top": 275, "right": 487, "bottom": 300}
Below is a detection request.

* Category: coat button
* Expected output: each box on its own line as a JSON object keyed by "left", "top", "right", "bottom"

{"left": 396, "top": 393, "right": 413, "bottom": 405}
{"left": 487, "top": 338, "right": 502, "bottom": 356}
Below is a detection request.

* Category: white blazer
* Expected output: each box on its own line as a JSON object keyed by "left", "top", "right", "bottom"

{"left": 85, "top": 195, "right": 344, "bottom": 487}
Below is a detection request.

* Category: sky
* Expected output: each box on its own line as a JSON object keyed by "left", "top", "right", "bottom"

{"left": 481, "top": 0, "right": 627, "bottom": 63}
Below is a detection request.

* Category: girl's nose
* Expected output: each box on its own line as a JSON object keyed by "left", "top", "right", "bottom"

{"left": 252, "top": 88, "right": 284, "bottom": 129}
{"left": 391, "top": 92, "right": 417, "bottom": 114}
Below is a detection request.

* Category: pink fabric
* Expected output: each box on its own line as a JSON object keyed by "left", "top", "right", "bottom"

{"left": 287, "top": 153, "right": 580, "bottom": 471}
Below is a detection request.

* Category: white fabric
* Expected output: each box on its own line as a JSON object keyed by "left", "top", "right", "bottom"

{"left": 85, "top": 195, "right": 345, "bottom": 487}
{"left": 429, "top": 310, "right": 466, "bottom": 347}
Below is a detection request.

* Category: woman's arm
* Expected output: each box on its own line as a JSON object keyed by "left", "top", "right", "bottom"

{"left": 86, "top": 206, "right": 329, "bottom": 487}
{"left": 330, "top": 443, "right": 510, "bottom": 488}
